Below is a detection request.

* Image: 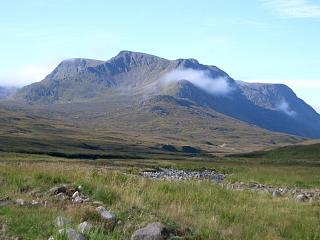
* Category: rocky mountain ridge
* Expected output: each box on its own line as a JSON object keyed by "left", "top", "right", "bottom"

{"left": 11, "top": 50, "right": 320, "bottom": 138}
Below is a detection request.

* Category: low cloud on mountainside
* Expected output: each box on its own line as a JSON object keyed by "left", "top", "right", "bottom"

{"left": 276, "top": 99, "right": 297, "bottom": 117}
{"left": 161, "top": 69, "right": 234, "bottom": 96}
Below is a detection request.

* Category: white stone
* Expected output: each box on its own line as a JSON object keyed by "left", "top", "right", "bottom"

{"left": 72, "top": 191, "right": 80, "bottom": 199}
{"left": 16, "top": 199, "right": 25, "bottom": 206}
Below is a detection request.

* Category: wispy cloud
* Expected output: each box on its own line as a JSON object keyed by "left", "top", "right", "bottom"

{"left": 276, "top": 99, "right": 297, "bottom": 117}
{"left": 161, "top": 69, "right": 234, "bottom": 96}
{"left": 263, "top": 0, "right": 320, "bottom": 18}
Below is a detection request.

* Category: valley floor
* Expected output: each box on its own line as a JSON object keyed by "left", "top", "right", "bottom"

{"left": 1, "top": 152, "right": 320, "bottom": 240}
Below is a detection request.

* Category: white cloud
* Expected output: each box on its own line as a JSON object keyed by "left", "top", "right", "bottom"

{"left": 161, "top": 69, "right": 234, "bottom": 96}
{"left": 275, "top": 99, "right": 297, "bottom": 116}
{"left": 263, "top": 0, "right": 320, "bottom": 18}
{"left": 0, "top": 63, "right": 55, "bottom": 87}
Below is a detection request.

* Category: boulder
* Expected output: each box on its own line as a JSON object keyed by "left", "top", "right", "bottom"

{"left": 131, "top": 222, "right": 169, "bottom": 240}
{"left": 272, "top": 190, "right": 282, "bottom": 198}
{"left": 49, "top": 185, "right": 67, "bottom": 195}
{"left": 78, "top": 221, "right": 93, "bottom": 234}
{"left": 296, "top": 194, "right": 309, "bottom": 202}
{"left": 66, "top": 228, "right": 86, "bottom": 240}
{"left": 96, "top": 206, "right": 115, "bottom": 221}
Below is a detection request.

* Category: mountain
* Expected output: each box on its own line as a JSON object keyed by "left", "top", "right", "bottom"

{"left": 12, "top": 50, "right": 320, "bottom": 139}
{"left": 0, "top": 86, "right": 18, "bottom": 99}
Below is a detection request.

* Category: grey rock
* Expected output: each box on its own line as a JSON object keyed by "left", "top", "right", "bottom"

{"left": 96, "top": 206, "right": 115, "bottom": 222}
{"left": 131, "top": 222, "right": 169, "bottom": 240}
{"left": 66, "top": 228, "right": 86, "bottom": 240}
{"left": 73, "top": 196, "right": 84, "bottom": 204}
{"left": 296, "top": 194, "right": 309, "bottom": 202}
{"left": 272, "top": 190, "right": 282, "bottom": 198}
{"left": 0, "top": 197, "right": 11, "bottom": 206}
{"left": 77, "top": 221, "right": 93, "bottom": 234}
{"left": 49, "top": 185, "right": 67, "bottom": 195}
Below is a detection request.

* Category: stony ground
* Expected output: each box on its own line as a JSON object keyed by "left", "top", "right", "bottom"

{"left": 1, "top": 154, "right": 320, "bottom": 239}
{"left": 141, "top": 168, "right": 320, "bottom": 203}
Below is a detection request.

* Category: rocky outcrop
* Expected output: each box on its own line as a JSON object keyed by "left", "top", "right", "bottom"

{"left": 131, "top": 222, "right": 169, "bottom": 240}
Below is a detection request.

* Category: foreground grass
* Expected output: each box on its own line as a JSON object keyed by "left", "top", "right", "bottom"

{"left": 1, "top": 155, "right": 320, "bottom": 239}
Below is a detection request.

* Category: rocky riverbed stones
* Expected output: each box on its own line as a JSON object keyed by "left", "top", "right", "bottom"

{"left": 141, "top": 168, "right": 320, "bottom": 203}
{"left": 141, "top": 168, "right": 225, "bottom": 182}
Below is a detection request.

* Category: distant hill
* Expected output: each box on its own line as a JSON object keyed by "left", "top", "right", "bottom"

{"left": 12, "top": 50, "right": 320, "bottom": 139}
{"left": 231, "top": 141, "right": 320, "bottom": 162}
{"left": 0, "top": 86, "right": 18, "bottom": 99}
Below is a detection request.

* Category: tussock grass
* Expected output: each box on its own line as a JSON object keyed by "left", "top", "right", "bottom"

{"left": 1, "top": 156, "right": 320, "bottom": 239}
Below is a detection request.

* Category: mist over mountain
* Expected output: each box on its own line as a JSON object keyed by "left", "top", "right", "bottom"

{"left": 0, "top": 86, "right": 19, "bottom": 100}
{"left": 12, "top": 51, "right": 320, "bottom": 139}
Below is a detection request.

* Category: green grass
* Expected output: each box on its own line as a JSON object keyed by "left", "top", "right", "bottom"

{"left": 231, "top": 143, "right": 320, "bottom": 161}
{"left": 1, "top": 152, "right": 320, "bottom": 239}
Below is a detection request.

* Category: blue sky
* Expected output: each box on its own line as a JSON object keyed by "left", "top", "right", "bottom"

{"left": 0, "top": 0, "right": 319, "bottom": 111}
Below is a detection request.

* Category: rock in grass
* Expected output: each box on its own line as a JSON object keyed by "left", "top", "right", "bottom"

{"left": 73, "top": 196, "right": 84, "bottom": 204}
{"left": 296, "top": 194, "right": 309, "bottom": 202}
{"left": 56, "top": 216, "right": 69, "bottom": 228}
{"left": 131, "top": 222, "right": 169, "bottom": 240}
{"left": 72, "top": 191, "right": 80, "bottom": 199}
{"left": 31, "top": 199, "right": 40, "bottom": 206}
{"left": 48, "top": 236, "right": 55, "bottom": 240}
{"left": 0, "top": 197, "right": 11, "bottom": 206}
{"left": 96, "top": 206, "right": 115, "bottom": 221}
{"left": 49, "top": 185, "right": 67, "bottom": 195}
{"left": 272, "top": 190, "right": 282, "bottom": 198}
{"left": 16, "top": 199, "right": 25, "bottom": 206}
{"left": 78, "top": 221, "right": 93, "bottom": 234}
{"left": 66, "top": 228, "right": 86, "bottom": 240}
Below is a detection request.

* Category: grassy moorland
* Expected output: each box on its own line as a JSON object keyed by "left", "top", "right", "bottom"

{"left": 1, "top": 149, "right": 320, "bottom": 240}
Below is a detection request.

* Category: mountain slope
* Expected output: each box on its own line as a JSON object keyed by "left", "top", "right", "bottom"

{"left": 0, "top": 86, "right": 18, "bottom": 99}
{"left": 13, "top": 50, "right": 320, "bottom": 138}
